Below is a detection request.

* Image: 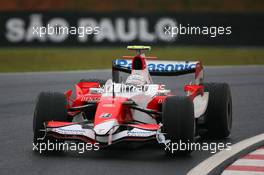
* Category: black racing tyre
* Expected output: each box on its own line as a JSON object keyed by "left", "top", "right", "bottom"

{"left": 33, "top": 92, "right": 68, "bottom": 153}
{"left": 201, "top": 82, "right": 232, "bottom": 139}
{"left": 162, "top": 96, "right": 195, "bottom": 156}
{"left": 79, "top": 79, "right": 106, "bottom": 87}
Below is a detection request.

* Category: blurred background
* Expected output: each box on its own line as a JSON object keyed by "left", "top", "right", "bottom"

{"left": 0, "top": 0, "right": 263, "bottom": 72}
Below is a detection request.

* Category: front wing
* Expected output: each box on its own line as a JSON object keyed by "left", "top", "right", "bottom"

{"left": 44, "top": 121, "right": 160, "bottom": 145}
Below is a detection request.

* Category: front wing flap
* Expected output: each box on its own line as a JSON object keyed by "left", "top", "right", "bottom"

{"left": 44, "top": 121, "right": 159, "bottom": 145}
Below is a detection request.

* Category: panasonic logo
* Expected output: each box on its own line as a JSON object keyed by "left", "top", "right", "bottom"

{"left": 115, "top": 59, "right": 196, "bottom": 71}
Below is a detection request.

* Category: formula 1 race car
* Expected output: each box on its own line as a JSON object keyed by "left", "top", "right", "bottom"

{"left": 33, "top": 46, "right": 232, "bottom": 155}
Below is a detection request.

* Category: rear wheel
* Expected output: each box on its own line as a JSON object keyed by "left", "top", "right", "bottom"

{"left": 162, "top": 96, "right": 195, "bottom": 156}
{"left": 33, "top": 92, "right": 69, "bottom": 153}
{"left": 201, "top": 82, "right": 232, "bottom": 139}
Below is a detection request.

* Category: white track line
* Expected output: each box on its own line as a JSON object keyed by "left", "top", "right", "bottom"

{"left": 187, "top": 133, "right": 264, "bottom": 175}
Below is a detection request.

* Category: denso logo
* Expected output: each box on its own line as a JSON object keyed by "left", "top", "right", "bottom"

{"left": 115, "top": 59, "right": 196, "bottom": 71}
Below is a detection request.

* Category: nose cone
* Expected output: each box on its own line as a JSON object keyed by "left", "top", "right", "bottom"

{"left": 94, "top": 120, "right": 118, "bottom": 135}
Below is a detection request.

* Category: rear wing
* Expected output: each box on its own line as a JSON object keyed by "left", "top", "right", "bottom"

{"left": 112, "top": 59, "right": 204, "bottom": 84}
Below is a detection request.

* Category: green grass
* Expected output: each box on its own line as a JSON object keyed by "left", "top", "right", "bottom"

{"left": 0, "top": 47, "right": 263, "bottom": 72}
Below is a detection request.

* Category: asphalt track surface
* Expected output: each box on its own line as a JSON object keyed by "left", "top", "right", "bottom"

{"left": 0, "top": 66, "right": 264, "bottom": 175}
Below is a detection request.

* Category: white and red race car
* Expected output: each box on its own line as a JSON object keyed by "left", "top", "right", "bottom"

{"left": 33, "top": 46, "right": 232, "bottom": 155}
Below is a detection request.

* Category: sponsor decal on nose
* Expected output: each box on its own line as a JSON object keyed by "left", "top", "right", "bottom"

{"left": 94, "top": 120, "right": 118, "bottom": 135}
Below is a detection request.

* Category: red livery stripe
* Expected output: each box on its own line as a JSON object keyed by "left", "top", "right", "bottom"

{"left": 128, "top": 123, "right": 159, "bottom": 130}
{"left": 226, "top": 165, "right": 264, "bottom": 172}
{"left": 47, "top": 121, "right": 74, "bottom": 127}
{"left": 242, "top": 154, "right": 264, "bottom": 160}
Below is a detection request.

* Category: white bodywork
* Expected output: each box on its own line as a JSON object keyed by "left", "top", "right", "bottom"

{"left": 193, "top": 92, "right": 209, "bottom": 118}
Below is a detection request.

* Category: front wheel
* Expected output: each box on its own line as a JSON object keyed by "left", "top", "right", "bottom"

{"left": 162, "top": 96, "right": 195, "bottom": 156}
{"left": 33, "top": 92, "right": 69, "bottom": 153}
